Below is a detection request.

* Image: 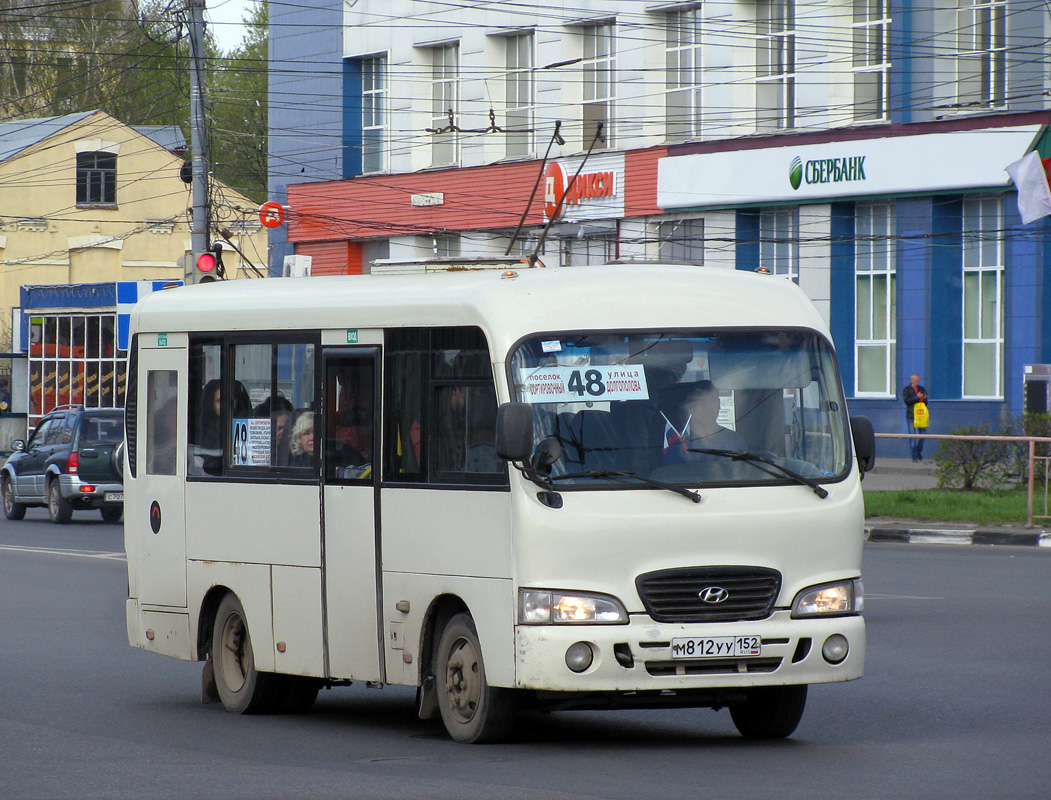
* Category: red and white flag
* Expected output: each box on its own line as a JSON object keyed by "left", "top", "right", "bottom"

{"left": 1006, "top": 151, "right": 1051, "bottom": 225}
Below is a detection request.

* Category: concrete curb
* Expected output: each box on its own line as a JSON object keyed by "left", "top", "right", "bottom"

{"left": 865, "top": 527, "right": 1051, "bottom": 547}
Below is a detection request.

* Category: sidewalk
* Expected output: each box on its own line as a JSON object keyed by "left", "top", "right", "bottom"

{"left": 862, "top": 457, "right": 1051, "bottom": 547}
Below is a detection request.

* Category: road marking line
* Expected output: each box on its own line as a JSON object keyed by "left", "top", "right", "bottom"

{"left": 0, "top": 544, "right": 126, "bottom": 561}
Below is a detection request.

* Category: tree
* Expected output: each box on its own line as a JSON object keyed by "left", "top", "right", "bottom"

{"left": 208, "top": 1, "right": 267, "bottom": 201}
{"left": 0, "top": 0, "right": 185, "bottom": 126}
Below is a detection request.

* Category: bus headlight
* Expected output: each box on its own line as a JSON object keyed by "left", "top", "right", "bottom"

{"left": 519, "top": 590, "right": 628, "bottom": 624}
{"left": 791, "top": 578, "right": 863, "bottom": 618}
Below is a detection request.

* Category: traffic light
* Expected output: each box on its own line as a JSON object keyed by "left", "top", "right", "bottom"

{"left": 195, "top": 250, "right": 217, "bottom": 283}
{"left": 185, "top": 244, "right": 224, "bottom": 284}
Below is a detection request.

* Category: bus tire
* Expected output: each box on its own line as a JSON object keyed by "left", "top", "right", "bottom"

{"left": 47, "top": 479, "right": 72, "bottom": 524}
{"left": 436, "top": 612, "right": 517, "bottom": 744}
{"left": 729, "top": 685, "right": 808, "bottom": 739}
{"left": 280, "top": 677, "right": 321, "bottom": 714}
{"left": 211, "top": 593, "right": 284, "bottom": 714}
{"left": 3, "top": 477, "right": 26, "bottom": 520}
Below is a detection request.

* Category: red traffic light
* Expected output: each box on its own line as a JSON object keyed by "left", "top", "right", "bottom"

{"left": 196, "top": 252, "right": 216, "bottom": 273}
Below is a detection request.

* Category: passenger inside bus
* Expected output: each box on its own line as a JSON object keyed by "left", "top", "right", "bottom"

{"left": 288, "top": 411, "right": 315, "bottom": 467}
{"left": 254, "top": 395, "right": 295, "bottom": 466}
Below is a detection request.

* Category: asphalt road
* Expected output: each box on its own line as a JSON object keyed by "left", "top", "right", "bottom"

{"left": 1, "top": 510, "right": 1049, "bottom": 800}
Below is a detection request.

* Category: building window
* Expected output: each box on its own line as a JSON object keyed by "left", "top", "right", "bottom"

{"left": 582, "top": 23, "right": 615, "bottom": 148}
{"left": 76, "top": 151, "right": 116, "bottom": 205}
{"left": 855, "top": 204, "right": 896, "bottom": 396}
{"left": 665, "top": 8, "right": 703, "bottom": 140}
{"left": 962, "top": 198, "right": 1004, "bottom": 398}
{"left": 853, "top": 0, "right": 890, "bottom": 121}
{"left": 756, "top": 0, "right": 795, "bottom": 130}
{"left": 28, "top": 314, "right": 125, "bottom": 427}
{"left": 957, "top": 0, "right": 1005, "bottom": 108}
{"left": 361, "top": 56, "right": 387, "bottom": 173}
{"left": 430, "top": 44, "right": 459, "bottom": 165}
{"left": 659, "top": 218, "right": 704, "bottom": 264}
{"left": 759, "top": 208, "right": 798, "bottom": 280}
{"left": 564, "top": 232, "right": 617, "bottom": 266}
{"left": 505, "top": 33, "right": 534, "bottom": 157}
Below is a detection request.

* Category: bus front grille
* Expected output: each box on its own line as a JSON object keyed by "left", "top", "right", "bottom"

{"left": 635, "top": 566, "right": 782, "bottom": 623}
{"left": 644, "top": 657, "right": 783, "bottom": 676}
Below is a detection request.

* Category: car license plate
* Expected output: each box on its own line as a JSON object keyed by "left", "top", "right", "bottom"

{"left": 670, "top": 636, "right": 762, "bottom": 659}
{"left": 104, "top": 492, "right": 123, "bottom": 502}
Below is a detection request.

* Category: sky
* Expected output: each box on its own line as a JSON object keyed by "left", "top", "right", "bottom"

{"left": 205, "top": 0, "right": 257, "bottom": 53}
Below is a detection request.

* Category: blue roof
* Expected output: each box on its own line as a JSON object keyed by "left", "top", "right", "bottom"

{"left": 0, "top": 111, "right": 186, "bottom": 163}
{"left": 0, "top": 111, "right": 95, "bottom": 164}
{"left": 131, "top": 125, "right": 187, "bottom": 153}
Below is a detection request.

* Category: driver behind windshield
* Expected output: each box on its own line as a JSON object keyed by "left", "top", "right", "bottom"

{"left": 663, "top": 380, "right": 747, "bottom": 461}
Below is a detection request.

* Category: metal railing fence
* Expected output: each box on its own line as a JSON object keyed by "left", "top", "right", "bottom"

{"left": 875, "top": 432, "right": 1051, "bottom": 528}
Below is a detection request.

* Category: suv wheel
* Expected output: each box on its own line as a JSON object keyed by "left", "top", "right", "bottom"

{"left": 100, "top": 505, "right": 123, "bottom": 523}
{"left": 2, "top": 477, "right": 26, "bottom": 521}
{"left": 47, "top": 479, "right": 73, "bottom": 524}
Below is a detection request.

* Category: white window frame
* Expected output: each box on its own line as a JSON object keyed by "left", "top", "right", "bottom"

{"left": 961, "top": 197, "right": 1004, "bottom": 399}
{"left": 854, "top": 204, "right": 896, "bottom": 397}
{"left": 430, "top": 43, "right": 459, "bottom": 166}
{"left": 659, "top": 218, "right": 704, "bottom": 264}
{"left": 361, "top": 56, "right": 387, "bottom": 173}
{"left": 957, "top": 0, "right": 1005, "bottom": 109}
{"left": 852, "top": 0, "right": 890, "bottom": 122}
{"left": 582, "top": 23, "right": 616, "bottom": 148}
{"left": 665, "top": 8, "right": 703, "bottom": 140}
{"left": 504, "top": 33, "right": 535, "bottom": 158}
{"left": 759, "top": 208, "right": 798, "bottom": 281}
{"left": 755, "top": 0, "right": 795, "bottom": 131}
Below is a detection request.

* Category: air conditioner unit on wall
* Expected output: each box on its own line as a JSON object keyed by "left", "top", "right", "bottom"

{"left": 282, "top": 255, "right": 312, "bottom": 277}
{"left": 1023, "top": 365, "right": 1051, "bottom": 415}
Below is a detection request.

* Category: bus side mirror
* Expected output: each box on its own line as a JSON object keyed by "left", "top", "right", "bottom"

{"left": 850, "top": 415, "right": 876, "bottom": 475}
{"left": 495, "top": 402, "right": 533, "bottom": 462}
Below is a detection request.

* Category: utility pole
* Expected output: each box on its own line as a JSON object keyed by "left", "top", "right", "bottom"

{"left": 187, "top": 0, "right": 209, "bottom": 263}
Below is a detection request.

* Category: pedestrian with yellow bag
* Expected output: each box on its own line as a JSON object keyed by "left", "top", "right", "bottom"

{"left": 903, "top": 372, "right": 929, "bottom": 462}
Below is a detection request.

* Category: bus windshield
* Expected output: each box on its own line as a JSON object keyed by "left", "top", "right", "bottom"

{"left": 508, "top": 329, "right": 850, "bottom": 489}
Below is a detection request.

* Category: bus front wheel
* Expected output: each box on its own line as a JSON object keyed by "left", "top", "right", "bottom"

{"left": 211, "top": 593, "right": 285, "bottom": 714}
{"left": 729, "top": 685, "right": 808, "bottom": 739}
{"left": 436, "top": 613, "right": 517, "bottom": 743}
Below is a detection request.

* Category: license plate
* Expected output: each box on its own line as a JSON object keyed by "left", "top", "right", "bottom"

{"left": 104, "top": 492, "right": 123, "bottom": 502}
{"left": 670, "top": 635, "right": 762, "bottom": 659}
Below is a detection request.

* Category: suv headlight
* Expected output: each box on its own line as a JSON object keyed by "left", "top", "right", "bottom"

{"left": 791, "top": 578, "right": 863, "bottom": 618}
{"left": 518, "top": 589, "right": 628, "bottom": 625}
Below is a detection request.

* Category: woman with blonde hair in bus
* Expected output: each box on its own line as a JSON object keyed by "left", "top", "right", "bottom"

{"left": 288, "top": 411, "right": 315, "bottom": 467}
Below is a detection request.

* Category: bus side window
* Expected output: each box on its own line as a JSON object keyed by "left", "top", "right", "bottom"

{"left": 325, "top": 359, "right": 374, "bottom": 481}
{"left": 188, "top": 342, "right": 222, "bottom": 476}
{"left": 385, "top": 326, "right": 505, "bottom": 485}
{"left": 146, "top": 370, "right": 178, "bottom": 476}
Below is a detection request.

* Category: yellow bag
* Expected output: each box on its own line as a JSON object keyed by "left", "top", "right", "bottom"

{"left": 912, "top": 401, "right": 929, "bottom": 429}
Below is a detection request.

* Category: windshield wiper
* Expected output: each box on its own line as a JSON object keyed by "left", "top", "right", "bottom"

{"left": 685, "top": 449, "right": 829, "bottom": 499}
{"left": 534, "top": 468, "right": 702, "bottom": 503}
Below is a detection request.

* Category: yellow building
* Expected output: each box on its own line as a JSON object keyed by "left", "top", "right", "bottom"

{"left": 0, "top": 110, "right": 269, "bottom": 427}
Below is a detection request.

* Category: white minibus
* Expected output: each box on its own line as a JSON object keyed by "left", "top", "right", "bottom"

{"left": 124, "top": 262, "right": 875, "bottom": 743}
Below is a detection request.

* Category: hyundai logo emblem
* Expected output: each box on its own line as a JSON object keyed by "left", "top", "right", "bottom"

{"left": 698, "top": 586, "right": 730, "bottom": 604}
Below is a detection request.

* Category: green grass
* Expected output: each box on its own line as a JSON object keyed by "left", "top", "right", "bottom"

{"left": 864, "top": 486, "right": 1037, "bottom": 526}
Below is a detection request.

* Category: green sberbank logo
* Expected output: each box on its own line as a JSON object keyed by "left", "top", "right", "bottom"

{"left": 789, "top": 154, "right": 867, "bottom": 190}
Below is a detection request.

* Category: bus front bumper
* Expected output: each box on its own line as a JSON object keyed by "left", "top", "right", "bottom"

{"left": 514, "top": 612, "right": 864, "bottom": 694}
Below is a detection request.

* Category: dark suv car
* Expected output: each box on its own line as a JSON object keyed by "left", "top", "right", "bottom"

{"left": 2, "top": 406, "right": 124, "bottom": 524}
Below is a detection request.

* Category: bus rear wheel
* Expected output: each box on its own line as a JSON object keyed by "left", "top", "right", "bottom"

{"left": 436, "top": 612, "right": 517, "bottom": 744}
{"left": 729, "top": 685, "right": 808, "bottom": 739}
{"left": 211, "top": 593, "right": 285, "bottom": 714}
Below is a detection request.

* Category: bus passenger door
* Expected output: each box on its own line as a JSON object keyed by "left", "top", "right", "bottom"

{"left": 321, "top": 348, "right": 382, "bottom": 682}
{"left": 133, "top": 343, "right": 187, "bottom": 608}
